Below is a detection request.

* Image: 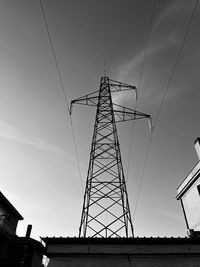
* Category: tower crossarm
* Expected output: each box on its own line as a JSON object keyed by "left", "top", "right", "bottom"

{"left": 113, "top": 103, "right": 151, "bottom": 123}
{"left": 109, "top": 79, "right": 137, "bottom": 97}
{"left": 70, "top": 78, "right": 138, "bottom": 115}
{"left": 70, "top": 89, "right": 99, "bottom": 114}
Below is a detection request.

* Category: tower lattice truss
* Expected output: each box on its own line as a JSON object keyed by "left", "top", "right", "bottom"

{"left": 70, "top": 77, "right": 151, "bottom": 238}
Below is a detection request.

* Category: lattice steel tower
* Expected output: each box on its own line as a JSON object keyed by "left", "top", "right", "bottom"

{"left": 70, "top": 77, "right": 150, "bottom": 238}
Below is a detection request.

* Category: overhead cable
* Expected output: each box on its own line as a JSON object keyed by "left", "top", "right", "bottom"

{"left": 126, "top": 0, "right": 156, "bottom": 182}
{"left": 137, "top": 0, "right": 157, "bottom": 94}
{"left": 133, "top": 0, "right": 199, "bottom": 220}
{"left": 153, "top": 0, "right": 199, "bottom": 128}
{"left": 39, "top": 0, "right": 70, "bottom": 114}
{"left": 39, "top": 0, "right": 84, "bottom": 194}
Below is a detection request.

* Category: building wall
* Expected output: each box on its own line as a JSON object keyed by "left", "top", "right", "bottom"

{"left": 47, "top": 255, "right": 200, "bottom": 267}
{"left": 43, "top": 238, "right": 200, "bottom": 267}
{"left": 0, "top": 204, "right": 18, "bottom": 236}
{"left": 0, "top": 235, "right": 12, "bottom": 262}
{"left": 14, "top": 239, "right": 44, "bottom": 267}
{"left": 2, "top": 214, "right": 18, "bottom": 236}
{"left": 31, "top": 249, "right": 44, "bottom": 267}
{"left": 182, "top": 176, "right": 200, "bottom": 231}
{"left": 0, "top": 192, "right": 44, "bottom": 266}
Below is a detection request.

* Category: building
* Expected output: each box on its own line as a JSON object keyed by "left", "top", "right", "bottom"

{"left": 41, "top": 236, "right": 200, "bottom": 267}
{"left": 176, "top": 138, "right": 200, "bottom": 237}
{"left": 0, "top": 191, "right": 23, "bottom": 237}
{"left": 0, "top": 191, "right": 45, "bottom": 267}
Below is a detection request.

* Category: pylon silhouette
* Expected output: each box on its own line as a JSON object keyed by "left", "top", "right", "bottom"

{"left": 70, "top": 77, "right": 151, "bottom": 238}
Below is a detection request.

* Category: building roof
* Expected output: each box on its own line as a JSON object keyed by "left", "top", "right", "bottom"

{"left": 176, "top": 161, "right": 200, "bottom": 199}
{"left": 41, "top": 236, "right": 200, "bottom": 245}
{"left": 194, "top": 137, "right": 200, "bottom": 146}
{"left": 0, "top": 191, "right": 23, "bottom": 220}
{"left": 41, "top": 237, "right": 200, "bottom": 257}
{"left": 176, "top": 138, "right": 200, "bottom": 200}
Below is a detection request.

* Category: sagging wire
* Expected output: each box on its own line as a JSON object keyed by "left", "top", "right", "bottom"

{"left": 126, "top": 0, "right": 157, "bottom": 182}
{"left": 39, "top": 0, "right": 84, "bottom": 194}
{"left": 133, "top": 0, "right": 199, "bottom": 220}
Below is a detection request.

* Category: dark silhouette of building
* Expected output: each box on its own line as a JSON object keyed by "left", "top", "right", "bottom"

{"left": 42, "top": 236, "right": 200, "bottom": 267}
{"left": 0, "top": 191, "right": 45, "bottom": 267}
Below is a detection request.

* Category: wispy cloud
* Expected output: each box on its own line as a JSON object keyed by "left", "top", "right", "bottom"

{"left": 115, "top": 40, "right": 171, "bottom": 110}
{"left": 116, "top": 41, "right": 164, "bottom": 85}
{"left": 0, "top": 121, "right": 66, "bottom": 154}
{"left": 116, "top": 0, "right": 188, "bottom": 85}
{"left": 151, "top": 0, "right": 188, "bottom": 33}
{"left": 112, "top": 91, "right": 137, "bottom": 107}
{"left": 115, "top": 0, "right": 198, "bottom": 108}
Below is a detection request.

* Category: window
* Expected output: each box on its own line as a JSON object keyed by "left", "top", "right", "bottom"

{"left": 0, "top": 207, "right": 6, "bottom": 226}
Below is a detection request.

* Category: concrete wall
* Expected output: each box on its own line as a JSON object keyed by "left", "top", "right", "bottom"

{"left": 31, "top": 249, "right": 44, "bottom": 267}
{"left": 182, "top": 177, "right": 200, "bottom": 231}
{"left": 1, "top": 214, "right": 18, "bottom": 235}
{"left": 0, "top": 204, "right": 19, "bottom": 235}
{"left": 43, "top": 238, "right": 200, "bottom": 267}
{"left": 47, "top": 255, "right": 200, "bottom": 267}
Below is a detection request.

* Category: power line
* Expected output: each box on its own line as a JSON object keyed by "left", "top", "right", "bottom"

{"left": 39, "top": 0, "right": 70, "bottom": 114}
{"left": 126, "top": 0, "right": 156, "bottom": 182}
{"left": 133, "top": 132, "right": 153, "bottom": 219}
{"left": 137, "top": 0, "right": 157, "bottom": 94}
{"left": 70, "top": 119, "right": 84, "bottom": 193}
{"left": 39, "top": 0, "right": 84, "bottom": 194}
{"left": 153, "top": 0, "right": 199, "bottom": 129}
{"left": 133, "top": 0, "right": 199, "bottom": 220}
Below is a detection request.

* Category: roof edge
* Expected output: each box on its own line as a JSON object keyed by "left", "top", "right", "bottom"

{"left": 0, "top": 191, "right": 23, "bottom": 220}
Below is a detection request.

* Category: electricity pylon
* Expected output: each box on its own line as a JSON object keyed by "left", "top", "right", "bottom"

{"left": 70, "top": 76, "right": 151, "bottom": 238}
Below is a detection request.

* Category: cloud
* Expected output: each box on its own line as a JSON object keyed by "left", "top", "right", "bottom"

{"left": 151, "top": 0, "right": 187, "bottom": 33}
{"left": 0, "top": 120, "right": 66, "bottom": 154}
{"left": 116, "top": 0, "right": 189, "bottom": 85}
{"left": 114, "top": 0, "right": 199, "bottom": 109}
{"left": 0, "top": 121, "right": 88, "bottom": 185}
{"left": 116, "top": 41, "right": 164, "bottom": 85}
{"left": 112, "top": 91, "right": 137, "bottom": 107}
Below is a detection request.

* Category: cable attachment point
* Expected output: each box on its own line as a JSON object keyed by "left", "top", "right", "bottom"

{"left": 148, "top": 116, "right": 153, "bottom": 132}
{"left": 70, "top": 102, "right": 74, "bottom": 115}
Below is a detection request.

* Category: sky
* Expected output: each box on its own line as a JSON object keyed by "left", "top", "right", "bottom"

{"left": 0, "top": 0, "right": 200, "bottom": 241}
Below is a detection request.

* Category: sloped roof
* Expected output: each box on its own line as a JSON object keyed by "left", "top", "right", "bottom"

{"left": 176, "top": 161, "right": 200, "bottom": 199}
{"left": 0, "top": 191, "right": 23, "bottom": 220}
